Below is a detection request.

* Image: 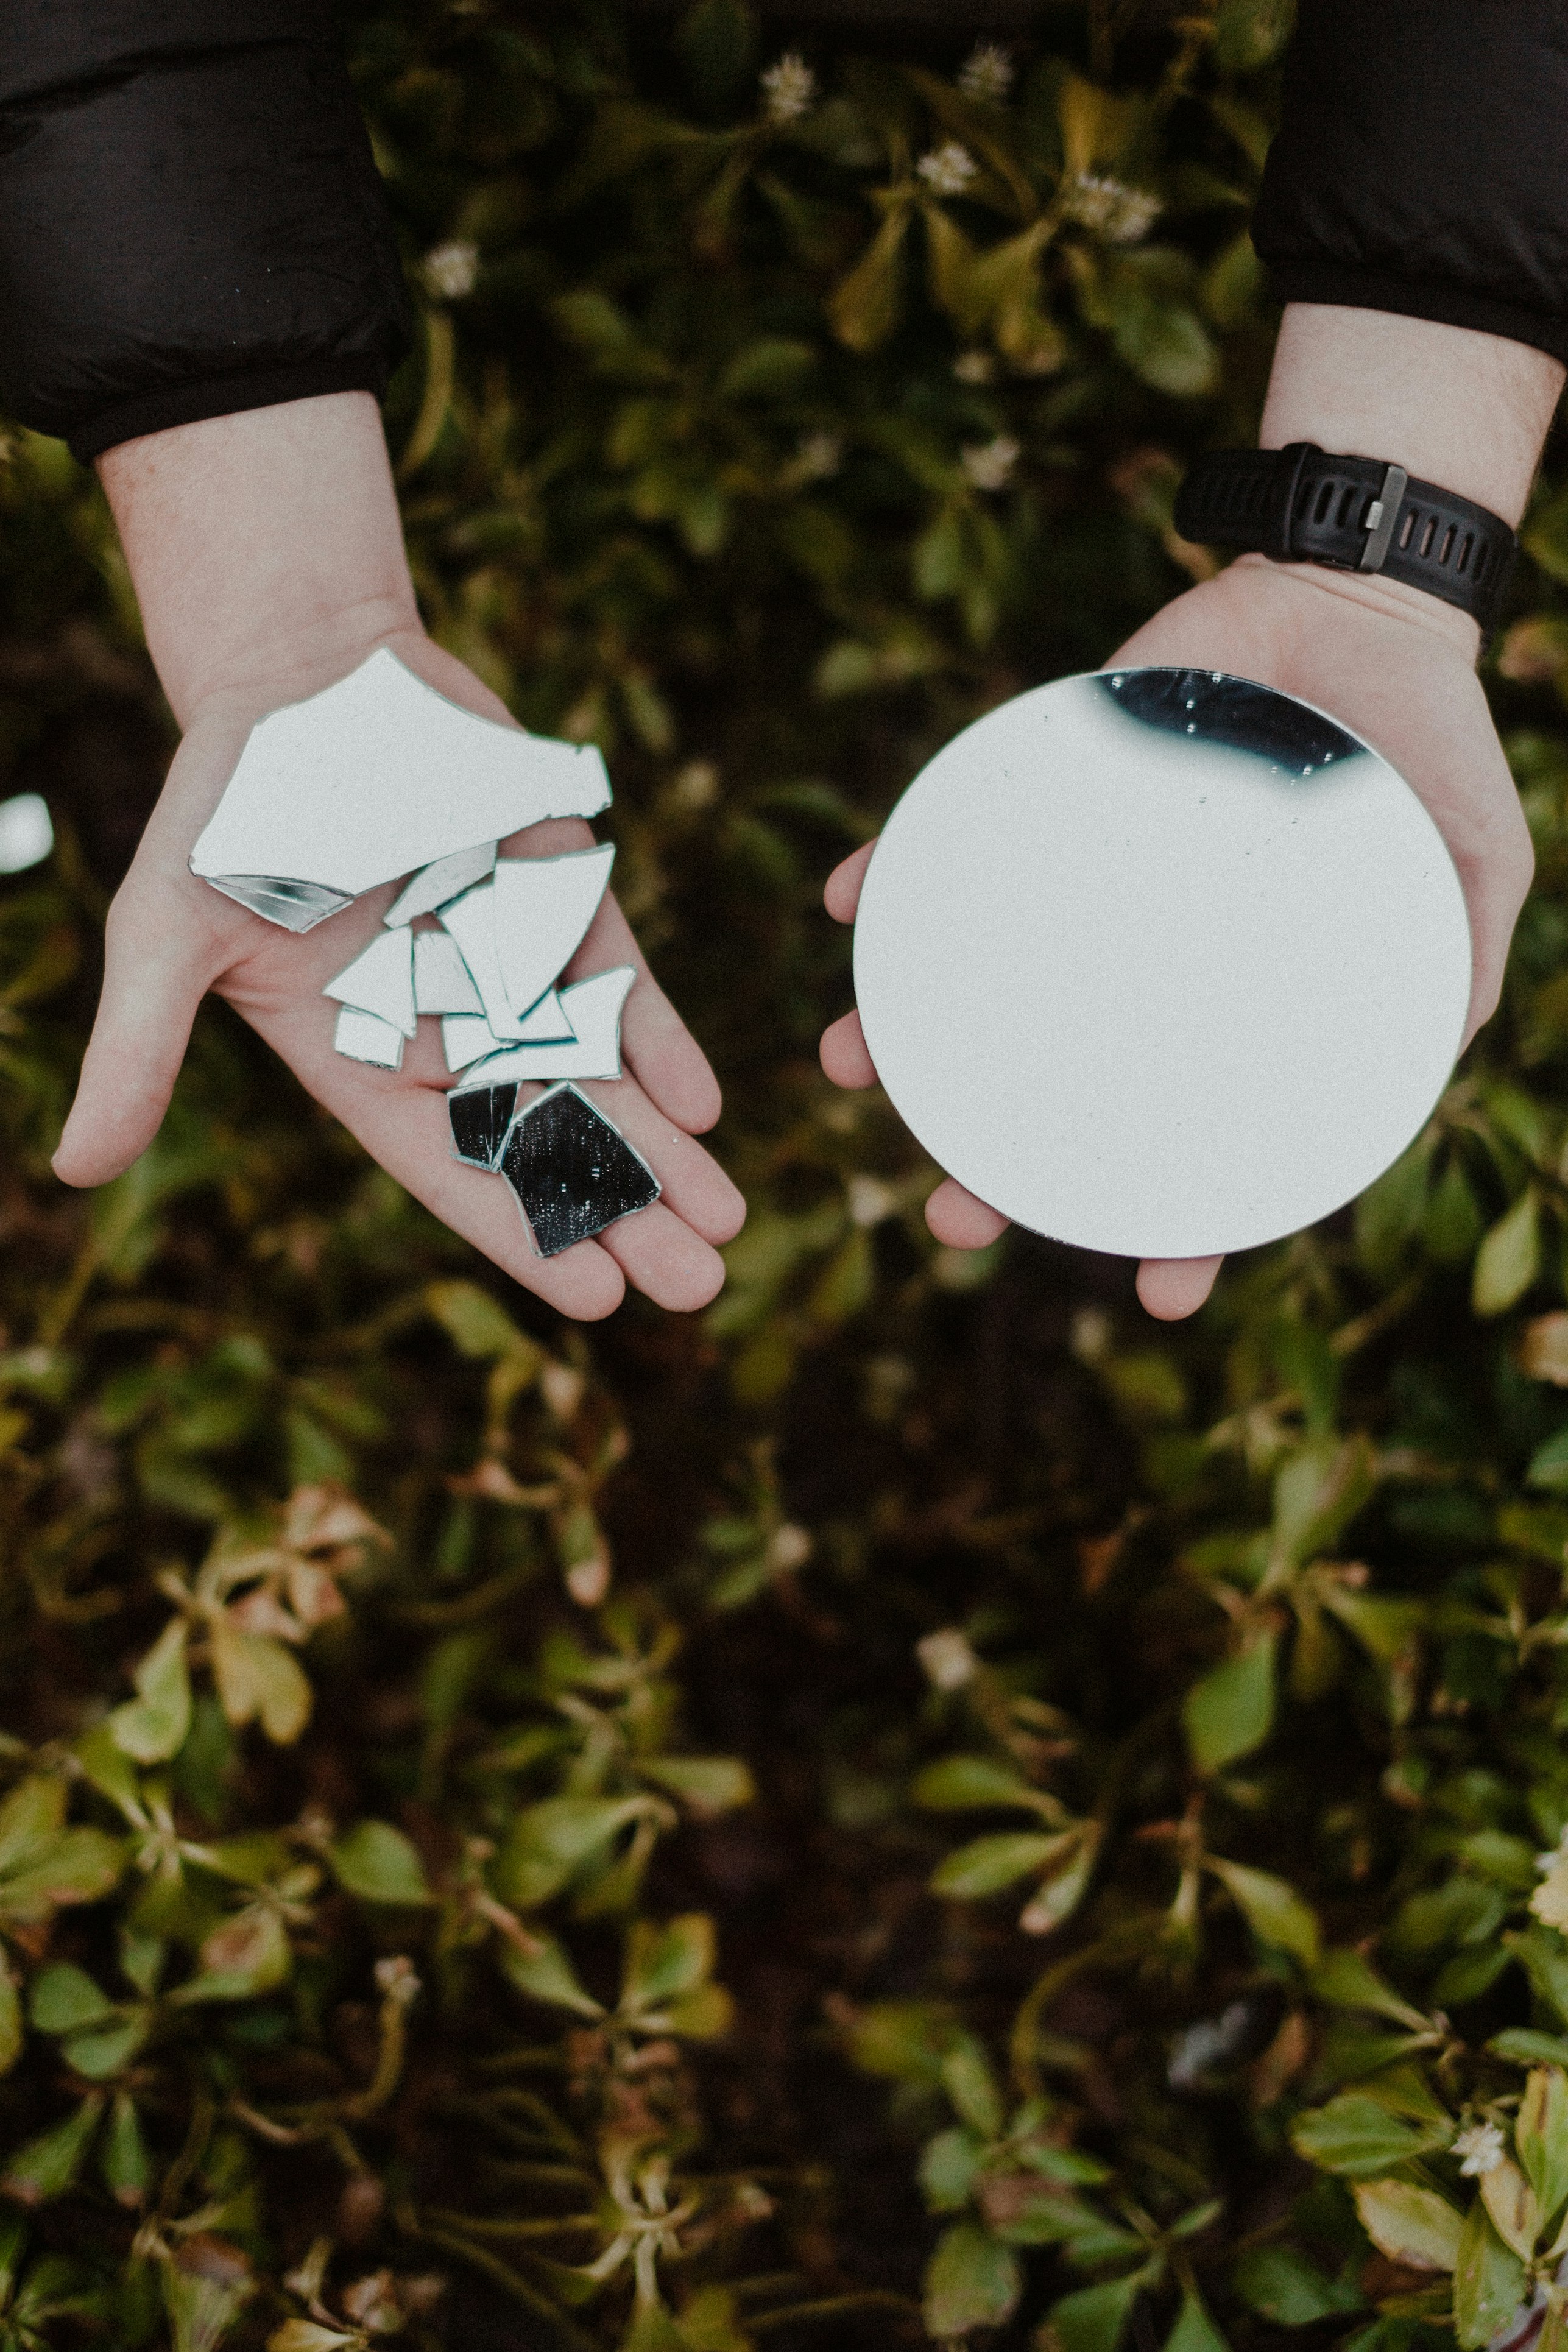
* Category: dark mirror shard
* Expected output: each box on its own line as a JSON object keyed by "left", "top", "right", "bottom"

{"left": 448, "top": 1082, "right": 519, "bottom": 1170}
{"left": 1097, "top": 666, "right": 1363, "bottom": 777}
{"left": 498, "top": 1084, "right": 660, "bottom": 1257}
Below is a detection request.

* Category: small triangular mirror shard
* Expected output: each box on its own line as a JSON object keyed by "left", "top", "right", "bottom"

{"left": 207, "top": 875, "right": 352, "bottom": 932}
{"left": 385, "top": 840, "right": 497, "bottom": 928}
{"left": 449, "top": 1081, "right": 519, "bottom": 1169}
{"left": 414, "top": 930, "right": 484, "bottom": 1015}
{"left": 190, "top": 648, "right": 610, "bottom": 905}
{"left": 492, "top": 844, "right": 615, "bottom": 1022}
{"left": 324, "top": 926, "right": 417, "bottom": 1036}
{"left": 334, "top": 1006, "right": 404, "bottom": 1068}
{"left": 498, "top": 1084, "right": 660, "bottom": 1257}
{"left": 437, "top": 880, "right": 528, "bottom": 1039}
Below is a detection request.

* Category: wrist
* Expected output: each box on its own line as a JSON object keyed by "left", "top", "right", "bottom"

{"left": 1228, "top": 551, "right": 1483, "bottom": 662}
{"left": 97, "top": 392, "right": 419, "bottom": 728}
{"left": 1260, "top": 305, "right": 1563, "bottom": 529}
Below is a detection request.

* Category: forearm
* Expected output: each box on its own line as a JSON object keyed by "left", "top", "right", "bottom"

{"left": 96, "top": 392, "right": 420, "bottom": 730}
{"left": 1260, "top": 304, "right": 1563, "bottom": 531}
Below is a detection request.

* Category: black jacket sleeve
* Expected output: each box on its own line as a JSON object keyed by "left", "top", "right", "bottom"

{"left": 1252, "top": 0, "right": 1568, "bottom": 365}
{"left": 0, "top": 3, "right": 414, "bottom": 462}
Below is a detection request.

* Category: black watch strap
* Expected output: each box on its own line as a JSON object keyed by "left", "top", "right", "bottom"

{"left": 1172, "top": 443, "right": 1516, "bottom": 629}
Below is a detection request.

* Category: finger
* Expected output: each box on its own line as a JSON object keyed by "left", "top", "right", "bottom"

{"left": 569, "top": 892, "right": 723, "bottom": 1135}
{"left": 825, "top": 841, "right": 875, "bottom": 925}
{"left": 53, "top": 875, "right": 230, "bottom": 1187}
{"left": 821, "top": 1009, "right": 878, "bottom": 1089}
{"left": 925, "top": 1179, "right": 1009, "bottom": 1249}
{"left": 291, "top": 1052, "right": 629, "bottom": 1319}
{"left": 1135, "top": 1255, "right": 1223, "bottom": 1320}
{"left": 595, "top": 1199, "right": 727, "bottom": 1312}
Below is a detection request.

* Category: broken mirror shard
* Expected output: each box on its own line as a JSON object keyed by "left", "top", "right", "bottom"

{"left": 492, "top": 844, "right": 615, "bottom": 1023}
{"left": 457, "top": 967, "right": 634, "bottom": 1086}
{"left": 333, "top": 1006, "right": 405, "bottom": 1070}
{"left": 324, "top": 927, "right": 417, "bottom": 1037}
{"left": 498, "top": 1084, "right": 660, "bottom": 1257}
{"left": 436, "top": 879, "right": 526, "bottom": 1039}
{"left": 413, "top": 930, "right": 484, "bottom": 1017}
{"left": 205, "top": 875, "right": 353, "bottom": 933}
{"left": 448, "top": 1081, "right": 519, "bottom": 1170}
{"left": 441, "top": 989, "right": 576, "bottom": 1073}
{"left": 384, "top": 839, "right": 497, "bottom": 928}
{"left": 189, "top": 646, "right": 610, "bottom": 913}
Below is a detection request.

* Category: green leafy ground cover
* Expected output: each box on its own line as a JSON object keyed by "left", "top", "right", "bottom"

{"left": 7, "top": 3, "right": 1568, "bottom": 2345}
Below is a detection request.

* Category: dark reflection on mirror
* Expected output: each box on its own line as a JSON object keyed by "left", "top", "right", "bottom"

{"left": 1097, "top": 666, "right": 1365, "bottom": 777}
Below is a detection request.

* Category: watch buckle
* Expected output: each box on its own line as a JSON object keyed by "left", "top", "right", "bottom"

{"left": 1358, "top": 462, "right": 1408, "bottom": 574}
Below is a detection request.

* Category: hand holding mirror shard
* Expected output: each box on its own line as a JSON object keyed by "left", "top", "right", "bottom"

{"left": 55, "top": 632, "right": 742, "bottom": 1314}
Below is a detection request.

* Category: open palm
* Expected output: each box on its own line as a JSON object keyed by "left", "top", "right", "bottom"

{"left": 52, "top": 628, "right": 744, "bottom": 1318}
{"left": 822, "top": 559, "right": 1531, "bottom": 1318}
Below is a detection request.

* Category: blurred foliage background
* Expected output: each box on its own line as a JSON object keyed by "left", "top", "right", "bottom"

{"left": 9, "top": 2, "right": 1568, "bottom": 2347}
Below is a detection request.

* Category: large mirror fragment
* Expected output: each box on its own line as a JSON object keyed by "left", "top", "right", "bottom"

{"left": 191, "top": 648, "right": 610, "bottom": 911}
{"left": 498, "top": 1084, "right": 660, "bottom": 1257}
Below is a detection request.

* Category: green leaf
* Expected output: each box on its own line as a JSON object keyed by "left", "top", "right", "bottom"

{"left": 1165, "top": 2289, "right": 1232, "bottom": 2352}
{"left": 101, "top": 2092, "right": 152, "bottom": 2209}
{"left": 0, "top": 1828, "right": 122, "bottom": 1922}
{"left": 1, "top": 2097, "right": 102, "bottom": 2203}
{"left": 1354, "top": 2181, "right": 1464, "bottom": 2272}
{"left": 0, "top": 1778, "right": 64, "bottom": 1876}
{"left": 163, "top": 2242, "right": 253, "bottom": 2352}
{"left": 932, "top": 1831, "right": 1065, "bottom": 1898}
{"left": 109, "top": 1620, "right": 191, "bottom": 1765}
{"left": 621, "top": 1914, "right": 715, "bottom": 2012}
{"left": 912, "top": 1756, "right": 1061, "bottom": 1816}
{"left": 637, "top": 1757, "right": 754, "bottom": 1816}
{"left": 1051, "top": 2272, "right": 1143, "bottom": 2352}
{"left": 1312, "top": 1950, "right": 1432, "bottom": 2032}
{"left": 209, "top": 1622, "right": 311, "bottom": 1745}
{"left": 61, "top": 2013, "right": 149, "bottom": 2080}
{"left": 1232, "top": 2246, "right": 1362, "bottom": 2325}
{"left": 920, "top": 2128, "right": 983, "bottom": 2213}
{"left": 0, "top": 1970, "right": 21, "bottom": 2080}
{"left": 172, "top": 1905, "right": 292, "bottom": 2004}
{"left": 1291, "top": 2092, "right": 1453, "bottom": 2177}
{"left": 498, "top": 1796, "right": 652, "bottom": 1909}
{"left": 328, "top": 1821, "right": 431, "bottom": 1907}
{"left": 828, "top": 206, "right": 913, "bottom": 353}
{"left": 1474, "top": 1189, "right": 1541, "bottom": 1316}
{"left": 1516, "top": 2068, "right": 1568, "bottom": 2225}
{"left": 844, "top": 2002, "right": 964, "bottom": 2084}
{"left": 716, "top": 339, "right": 816, "bottom": 399}
{"left": 498, "top": 1934, "right": 605, "bottom": 2019}
{"left": 923, "top": 2221, "right": 1021, "bottom": 2339}
{"left": 425, "top": 1279, "right": 540, "bottom": 1366}
{"left": 1183, "top": 1634, "right": 1277, "bottom": 1773}
{"left": 28, "top": 1963, "right": 114, "bottom": 2036}
{"left": 940, "top": 2040, "right": 1003, "bottom": 2138}
{"left": 1205, "top": 1857, "right": 1321, "bottom": 1966}
{"left": 1454, "top": 2198, "right": 1528, "bottom": 2351}
{"left": 1491, "top": 2030, "right": 1568, "bottom": 2067}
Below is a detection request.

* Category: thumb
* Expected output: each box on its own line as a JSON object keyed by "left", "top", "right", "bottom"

{"left": 52, "top": 877, "right": 220, "bottom": 1187}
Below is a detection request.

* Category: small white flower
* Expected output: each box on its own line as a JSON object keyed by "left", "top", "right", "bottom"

{"left": 961, "top": 434, "right": 1021, "bottom": 493}
{"left": 918, "top": 1628, "right": 979, "bottom": 1692}
{"left": 958, "top": 41, "right": 1014, "bottom": 106}
{"left": 1059, "top": 172, "right": 1162, "bottom": 245}
{"left": 917, "top": 141, "right": 979, "bottom": 197}
{"left": 848, "top": 1174, "right": 897, "bottom": 1227}
{"left": 765, "top": 1523, "right": 813, "bottom": 1574}
{"left": 952, "top": 350, "right": 996, "bottom": 385}
{"left": 761, "top": 51, "right": 816, "bottom": 124}
{"left": 1455, "top": 2121, "right": 1507, "bottom": 2177}
{"left": 423, "top": 239, "right": 478, "bottom": 300}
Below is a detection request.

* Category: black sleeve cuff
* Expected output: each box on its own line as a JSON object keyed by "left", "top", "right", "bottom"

{"left": 0, "top": 36, "right": 414, "bottom": 461}
{"left": 1265, "top": 264, "right": 1568, "bottom": 371}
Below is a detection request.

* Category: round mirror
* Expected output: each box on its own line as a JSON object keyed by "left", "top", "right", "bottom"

{"left": 852, "top": 667, "right": 1472, "bottom": 1260}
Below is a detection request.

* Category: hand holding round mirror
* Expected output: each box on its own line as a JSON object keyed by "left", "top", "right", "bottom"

{"left": 849, "top": 668, "right": 1472, "bottom": 1263}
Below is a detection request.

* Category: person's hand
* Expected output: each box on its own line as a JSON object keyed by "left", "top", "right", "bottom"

{"left": 52, "top": 624, "right": 745, "bottom": 1319}
{"left": 821, "top": 555, "right": 1533, "bottom": 1319}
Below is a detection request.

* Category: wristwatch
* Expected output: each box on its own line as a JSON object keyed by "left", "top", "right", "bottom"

{"left": 1172, "top": 443, "right": 1516, "bottom": 630}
